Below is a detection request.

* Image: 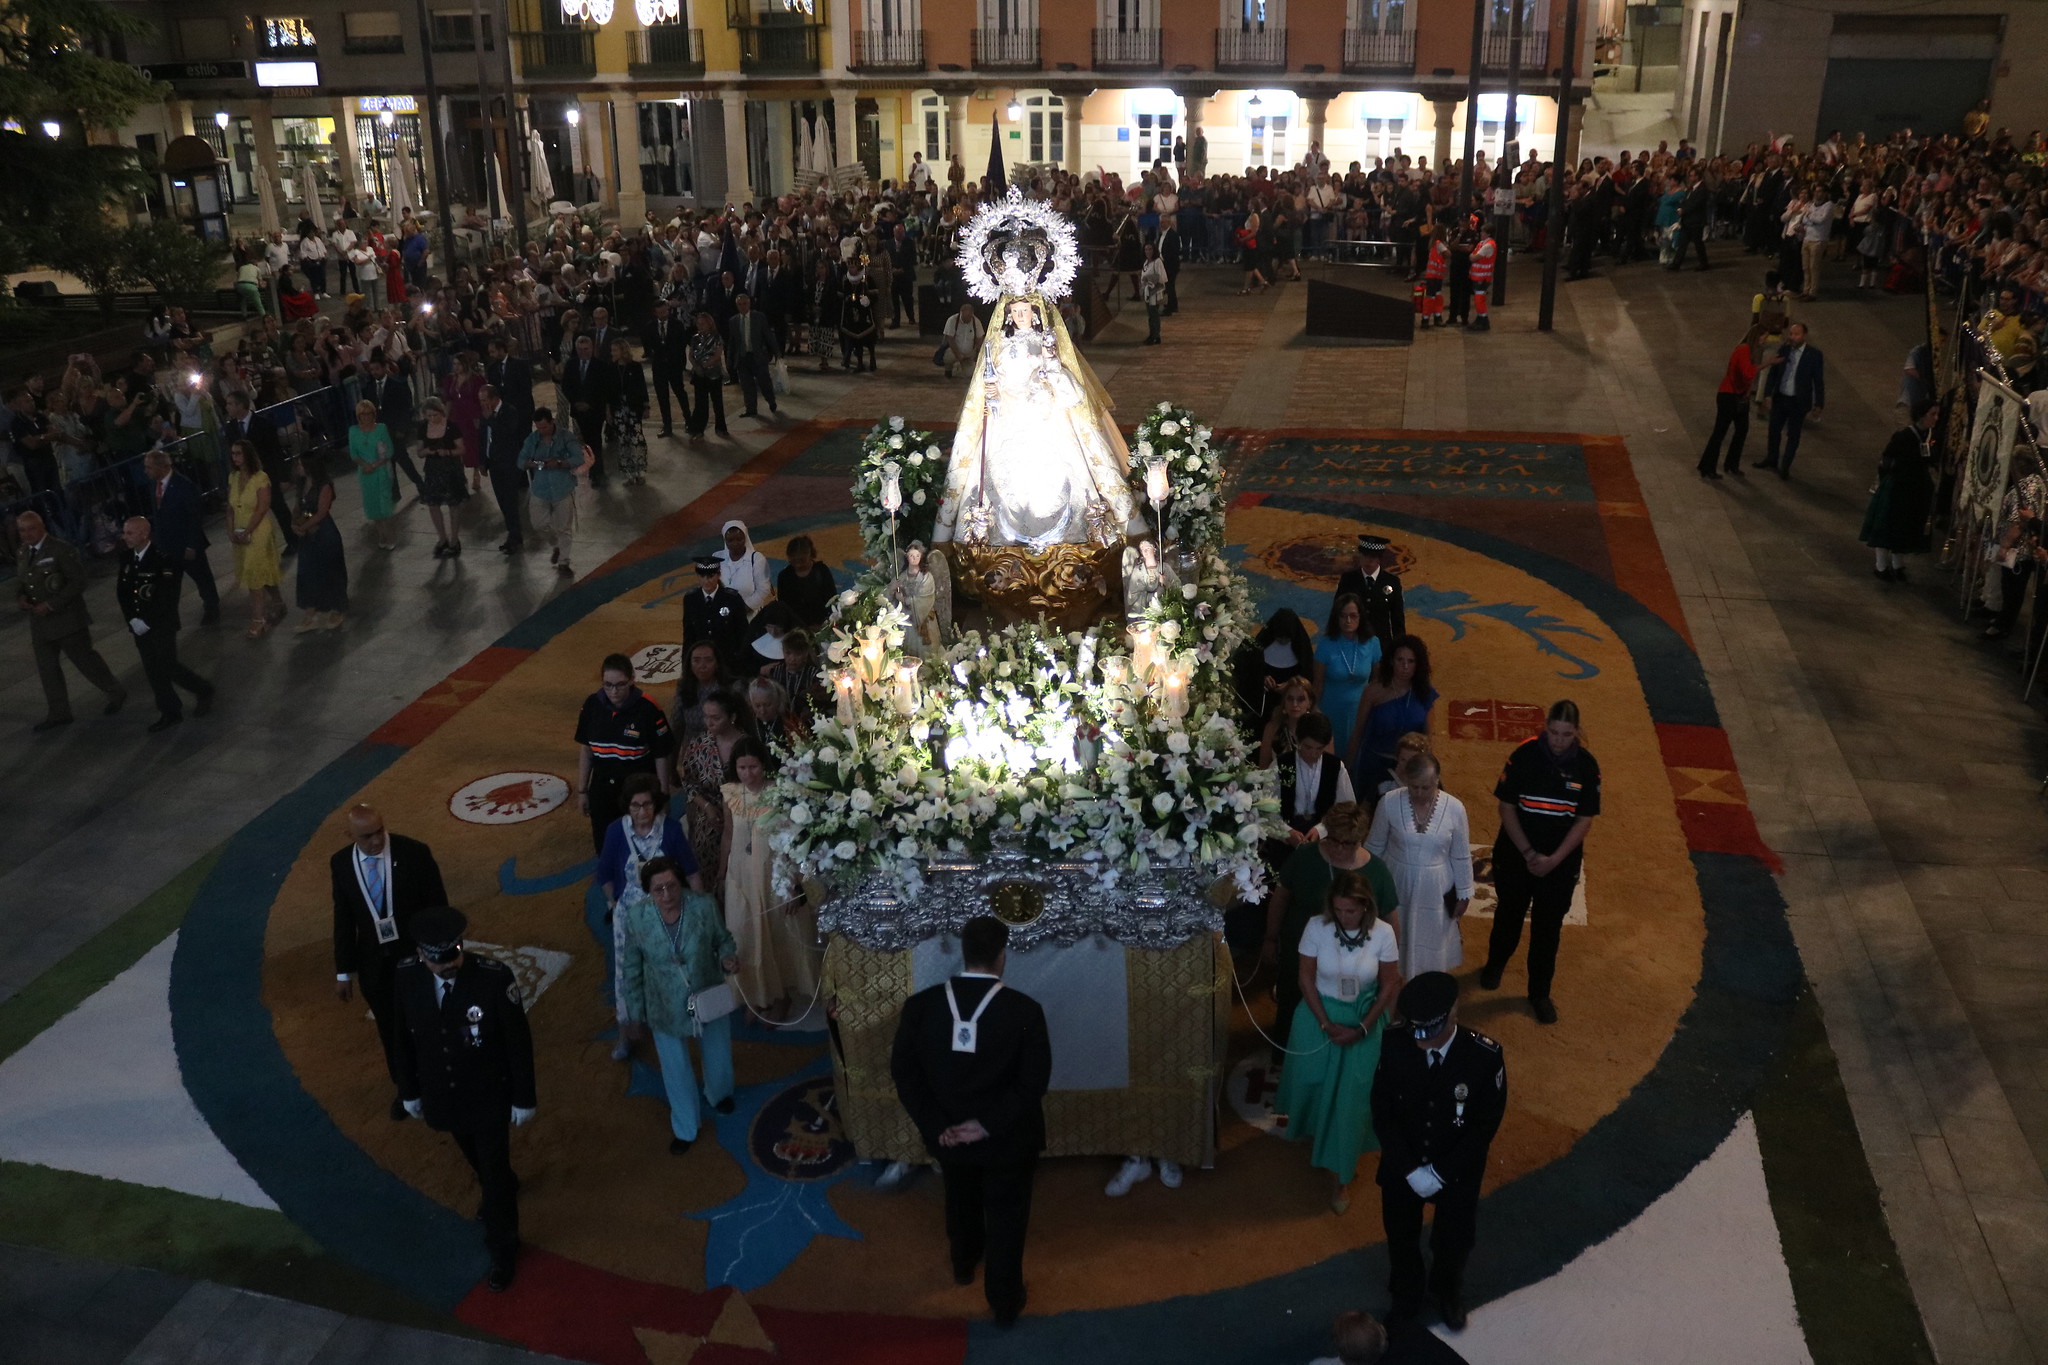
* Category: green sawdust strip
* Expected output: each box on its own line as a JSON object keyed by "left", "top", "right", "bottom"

{"left": 1754, "top": 985, "right": 1936, "bottom": 1365}
{"left": 0, "top": 849, "right": 221, "bottom": 1068}
{"left": 0, "top": 1159, "right": 479, "bottom": 1335}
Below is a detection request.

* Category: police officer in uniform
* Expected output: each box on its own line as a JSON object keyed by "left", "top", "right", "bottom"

{"left": 393, "top": 907, "right": 536, "bottom": 1292}
{"left": 1371, "top": 971, "right": 1506, "bottom": 1332}
{"left": 682, "top": 555, "right": 752, "bottom": 675}
{"left": 115, "top": 515, "right": 215, "bottom": 732}
{"left": 1334, "top": 534, "right": 1407, "bottom": 655}
{"left": 575, "top": 652, "right": 677, "bottom": 855}
{"left": 14, "top": 509, "right": 127, "bottom": 732}
{"left": 890, "top": 915, "right": 1052, "bottom": 1327}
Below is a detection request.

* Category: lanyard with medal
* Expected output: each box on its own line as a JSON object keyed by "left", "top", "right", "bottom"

{"left": 466, "top": 1003, "right": 485, "bottom": 1047}
{"left": 1453, "top": 1081, "right": 1469, "bottom": 1126}
{"left": 354, "top": 849, "right": 399, "bottom": 945}
{"left": 945, "top": 978, "right": 1003, "bottom": 1053}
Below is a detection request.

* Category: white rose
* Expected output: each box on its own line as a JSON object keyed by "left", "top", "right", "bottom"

{"left": 850, "top": 789, "right": 875, "bottom": 812}
{"left": 1157, "top": 401, "right": 1172, "bottom": 413}
{"left": 889, "top": 434, "right": 903, "bottom": 449}
{"left": 926, "top": 445, "right": 941, "bottom": 459}
{"left": 1166, "top": 731, "right": 1191, "bottom": 754}
{"left": 908, "top": 452, "right": 924, "bottom": 466}
{"left": 1152, "top": 792, "right": 1175, "bottom": 814}
{"left": 997, "top": 661, "right": 1013, "bottom": 677}
{"left": 790, "top": 803, "right": 812, "bottom": 826}
{"left": 1158, "top": 620, "right": 1182, "bottom": 641}
{"left": 818, "top": 746, "right": 840, "bottom": 764}
{"left": 1181, "top": 583, "right": 1199, "bottom": 600}
{"left": 834, "top": 839, "right": 859, "bottom": 860}
{"left": 1160, "top": 420, "right": 1181, "bottom": 436}
{"left": 890, "top": 416, "right": 905, "bottom": 430}
{"left": 897, "top": 836, "right": 919, "bottom": 857}
{"left": 1136, "top": 440, "right": 1154, "bottom": 461}
{"left": 1183, "top": 455, "right": 1201, "bottom": 471}
{"left": 839, "top": 590, "right": 860, "bottom": 606}
{"left": 913, "top": 489, "right": 927, "bottom": 505}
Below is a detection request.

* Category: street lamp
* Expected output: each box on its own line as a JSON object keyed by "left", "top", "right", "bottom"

{"left": 1006, "top": 99, "right": 1022, "bottom": 122}
{"left": 565, "top": 107, "right": 581, "bottom": 127}
{"left": 214, "top": 110, "right": 230, "bottom": 128}
{"left": 39, "top": 120, "right": 60, "bottom": 138}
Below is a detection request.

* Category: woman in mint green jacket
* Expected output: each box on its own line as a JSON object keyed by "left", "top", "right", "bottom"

{"left": 620, "top": 856, "right": 739, "bottom": 1153}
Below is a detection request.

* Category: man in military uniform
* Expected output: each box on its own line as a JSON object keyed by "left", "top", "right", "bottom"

{"left": 115, "top": 516, "right": 214, "bottom": 733}
{"left": 1370, "top": 971, "right": 1506, "bottom": 1331}
{"left": 1335, "top": 534, "right": 1407, "bottom": 655}
{"left": 14, "top": 510, "right": 127, "bottom": 733}
{"left": 393, "top": 908, "right": 536, "bottom": 1292}
{"left": 682, "top": 555, "right": 752, "bottom": 676}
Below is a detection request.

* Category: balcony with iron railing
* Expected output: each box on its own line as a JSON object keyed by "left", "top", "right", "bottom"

{"left": 1482, "top": 30, "right": 1551, "bottom": 71}
{"left": 735, "top": 21, "right": 822, "bottom": 72}
{"left": 850, "top": 29, "right": 923, "bottom": 70}
{"left": 1342, "top": 28, "right": 1415, "bottom": 71}
{"left": 511, "top": 28, "right": 596, "bottom": 77}
{"left": 973, "top": 27, "right": 1039, "bottom": 69}
{"left": 1092, "top": 26, "right": 1160, "bottom": 70}
{"left": 628, "top": 24, "right": 704, "bottom": 74}
{"left": 1216, "top": 26, "right": 1285, "bottom": 71}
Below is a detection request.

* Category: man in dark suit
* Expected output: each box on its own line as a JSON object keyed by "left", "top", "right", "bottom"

{"left": 1158, "top": 220, "right": 1183, "bottom": 315}
{"left": 477, "top": 385, "right": 530, "bottom": 555}
{"left": 558, "top": 333, "right": 615, "bottom": 486}
{"left": 762, "top": 248, "right": 801, "bottom": 353}
{"left": 116, "top": 516, "right": 214, "bottom": 732}
{"left": 333, "top": 802, "right": 450, "bottom": 1120}
{"left": 143, "top": 448, "right": 219, "bottom": 623}
{"left": 702, "top": 269, "right": 739, "bottom": 379}
{"left": 728, "top": 292, "right": 779, "bottom": 421}
{"left": 393, "top": 906, "right": 535, "bottom": 1293}
{"left": 887, "top": 224, "right": 919, "bottom": 328}
{"left": 1371, "top": 972, "right": 1507, "bottom": 1332}
{"left": 363, "top": 353, "right": 425, "bottom": 495}
{"left": 484, "top": 333, "right": 534, "bottom": 419}
{"left": 14, "top": 509, "right": 126, "bottom": 732}
{"left": 587, "top": 305, "right": 616, "bottom": 357}
{"left": 1335, "top": 533, "right": 1407, "bottom": 654}
{"left": 890, "top": 915, "right": 1051, "bottom": 1327}
{"left": 219, "top": 390, "right": 295, "bottom": 549}
{"left": 643, "top": 298, "right": 689, "bottom": 438}
{"left": 1758, "top": 320, "right": 1825, "bottom": 479}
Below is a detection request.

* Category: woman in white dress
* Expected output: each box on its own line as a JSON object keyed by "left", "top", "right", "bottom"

{"left": 1365, "top": 750, "right": 1474, "bottom": 977}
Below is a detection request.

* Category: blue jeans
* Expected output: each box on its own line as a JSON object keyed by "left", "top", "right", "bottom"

{"left": 653, "top": 1019, "right": 734, "bottom": 1141}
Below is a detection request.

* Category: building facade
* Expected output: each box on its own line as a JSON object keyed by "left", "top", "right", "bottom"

{"left": 105, "top": 0, "right": 1599, "bottom": 234}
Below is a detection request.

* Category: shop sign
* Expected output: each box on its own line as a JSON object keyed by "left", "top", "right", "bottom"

{"left": 358, "top": 95, "right": 419, "bottom": 113}
{"left": 141, "top": 60, "right": 251, "bottom": 83}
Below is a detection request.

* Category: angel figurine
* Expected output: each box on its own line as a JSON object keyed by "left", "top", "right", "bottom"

{"left": 888, "top": 541, "right": 954, "bottom": 657}
{"left": 1121, "top": 538, "right": 1179, "bottom": 624}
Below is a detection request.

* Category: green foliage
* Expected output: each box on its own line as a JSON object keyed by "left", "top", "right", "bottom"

{"left": 0, "top": 0, "right": 164, "bottom": 275}
{"left": 117, "top": 219, "right": 231, "bottom": 296}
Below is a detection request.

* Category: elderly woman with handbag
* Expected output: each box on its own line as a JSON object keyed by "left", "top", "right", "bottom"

{"left": 619, "top": 856, "right": 739, "bottom": 1155}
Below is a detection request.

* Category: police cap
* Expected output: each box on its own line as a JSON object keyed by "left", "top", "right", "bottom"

{"left": 413, "top": 906, "right": 468, "bottom": 964}
{"left": 1399, "top": 970, "right": 1459, "bottom": 1039}
{"left": 694, "top": 554, "right": 724, "bottom": 575}
{"left": 1356, "top": 534, "right": 1391, "bottom": 554}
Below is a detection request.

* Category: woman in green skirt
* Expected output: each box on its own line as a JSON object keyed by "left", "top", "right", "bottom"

{"left": 1273, "top": 867, "right": 1403, "bottom": 1213}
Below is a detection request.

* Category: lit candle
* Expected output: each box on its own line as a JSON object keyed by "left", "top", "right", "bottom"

{"left": 1145, "top": 460, "right": 1170, "bottom": 506}
{"left": 835, "top": 671, "right": 859, "bottom": 726}
{"left": 1162, "top": 662, "right": 1189, "bottom": 720}
{"left": 1129, "top": 623, "right": 1155, "bottom": 681}
{"left": 860, "top": 636, "right": 886, "bottom": 685}
{"left": 893, "top": 660, "right": 919, "bottom": 716}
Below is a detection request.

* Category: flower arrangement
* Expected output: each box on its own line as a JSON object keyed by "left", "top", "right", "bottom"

{"left": 852, "top": 416, "right": 946, "bottom": 561}
{"left": 770, "top": 403, "right": 1281, "bottom": 903}
{"left": 1127, "top": 401, "right": 1227, "bottom": 550}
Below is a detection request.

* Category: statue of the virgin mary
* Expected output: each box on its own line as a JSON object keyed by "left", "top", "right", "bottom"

{"left": 933, "top": 192, "right": 1144, "bottom": 553}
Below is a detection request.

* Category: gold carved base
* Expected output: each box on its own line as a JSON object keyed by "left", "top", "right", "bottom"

{"left": 945, "top": 541, "right": 1123, "bottom": 632}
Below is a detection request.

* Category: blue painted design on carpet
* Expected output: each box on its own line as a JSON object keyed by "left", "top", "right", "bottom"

{"left": 1404, "top": 585, "right": 1605, "bottom": 681}
{"left": 497, "top": 853, "right": 600, "bottom": 895}
{"left": 684, "top": 1055, "right": 862, "bottom": 1291}
{"left": 1243, "top": 437, "right": 1594, "bottom": 502}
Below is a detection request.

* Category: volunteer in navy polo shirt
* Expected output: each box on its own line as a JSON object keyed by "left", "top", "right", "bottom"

{"left": 1479, "top": 699, "right": 1600, "bottom": 1026}
{"left": 575, "top": 651, "right": 678, "bottom": 854}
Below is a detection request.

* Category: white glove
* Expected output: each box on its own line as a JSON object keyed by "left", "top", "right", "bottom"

{"left": 129, "top": 618, "right": 149, "bottom": 636}
{"left": 511, "top": 1106, "right": 536, "bottom": 1127}
{"left": 403, "top": 1099, "right": 422, "bottom": 1119}
{"left": 1405, "top": 1164, "right": 1444, "bottom": 1199}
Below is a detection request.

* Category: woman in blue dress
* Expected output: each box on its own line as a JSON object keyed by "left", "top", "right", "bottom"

{"left": 1314, "top": 593, "right": 1381, "bottom": 762}
{"left": 1350, "top": 634, "right": 1440, "bottom": 798}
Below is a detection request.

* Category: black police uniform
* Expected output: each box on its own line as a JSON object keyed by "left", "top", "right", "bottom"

{"left": 574, "top": 686, "right": 676, "bottom": 854}
{"left": 683, "top": 580, "right": 753, "bottom": 675}
{"left": 1335, "top": 564, "right": 1407, "bottom": 654}
{"left": 1371, "top": 1023, "right": 1507, "bottom": 1319}
{"left": 392, "top": 950, "right": 536, "bottom": 1275}
{"left": 1482, "top": 735, "right": 1601, "bottom": 1004}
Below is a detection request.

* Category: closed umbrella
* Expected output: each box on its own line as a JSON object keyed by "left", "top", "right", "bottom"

{"left": 810, "top": 112, "right": 835, "bottom": 174}
{"left": 303, "top": 168, "right": 325, "bottom": 234}
{"left": 798, "top": 115, "right": 816, "bottom": 181}
{"left": 526, "top": 127, "right": 555, "bottom": 206}
{"left": 388, "top": 141, "right": 422, "bottom": 217}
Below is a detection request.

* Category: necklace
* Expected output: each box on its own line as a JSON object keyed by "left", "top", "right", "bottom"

{"left": 1334, "top": 921, "right": 1370, "bottom": 951}
{"left": 1410, "top": 791, "right": 1438, "bottom": 834}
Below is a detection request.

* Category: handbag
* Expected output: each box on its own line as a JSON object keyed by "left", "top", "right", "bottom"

{"left": 770, "top": 357, "right": 790, "bottom": 396}
{"left": 933, "top": 340, "right": 950, "bottom": 367}
{"left": 688, "top": 980, "right": 737, "bottom": 1028}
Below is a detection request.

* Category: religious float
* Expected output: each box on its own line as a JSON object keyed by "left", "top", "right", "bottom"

{"left": 766, "top": 189, "right": 1283, "bottom": 1167}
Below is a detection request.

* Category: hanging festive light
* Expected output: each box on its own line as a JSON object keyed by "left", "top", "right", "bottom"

{"left": 633, "top": 0, "right": 679, "bottom": 23}
{"left": 560, "top": 0, "right": 615, "bottom": 23}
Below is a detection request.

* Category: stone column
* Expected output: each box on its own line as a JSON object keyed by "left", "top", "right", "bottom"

{"left": 832, "top": 86, "right": 859, "bottom": 178}
{"left": 946, "top": 92, "right": 970, "bottom": 178}
{"left": 1431, "top": 97, "right": 1456, "bottom": 170}
{"left": 1062, "top": 93, "right": 1084, "bottom": 174}
{"left": 611, "top": 92, "right": 647, "bottom": 226}
{"left": 721, "top": 89, "right": 754, "bottom": 204}
{"left": 1302, "top": 94, "right": 1329, "bottom": 164}
{"left": 579, "top": 95, "right": 613, "bottom": 211}
{"left": 330, "top": 99, "right": 361, "bottom": 217}
{"left": 246, "top": 98, "right": 286, "bottom": 235}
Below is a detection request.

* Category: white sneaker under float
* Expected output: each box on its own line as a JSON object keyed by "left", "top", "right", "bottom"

{"left": 875, "top": 1159, "right": 913, "bottom": 1190}
{"left": 1105, "top": 1156, "right": 1153, "bottom": 1197}
{"left": 1158, "top": 1160, "right": 1183, "bottom": 1189}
